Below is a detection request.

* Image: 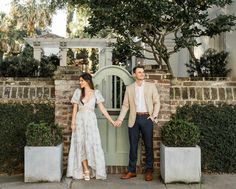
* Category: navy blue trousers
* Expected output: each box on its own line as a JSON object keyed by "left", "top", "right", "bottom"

{"left": 128, "top": 115, "right": 154, "bottom": 173}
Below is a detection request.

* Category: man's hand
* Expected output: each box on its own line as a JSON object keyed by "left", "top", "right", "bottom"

{"left": 114, "top": 120, "right": 122, "bottom": 127}
{"left": 147, "top": 116, "right": 158, "bottom": 123}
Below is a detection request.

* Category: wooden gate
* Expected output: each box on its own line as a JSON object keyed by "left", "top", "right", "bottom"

{"left": 93, "top": 65, "right": 138, "bottom": 166}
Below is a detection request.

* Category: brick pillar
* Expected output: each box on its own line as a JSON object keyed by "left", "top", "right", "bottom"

{"left": 54, "top": 66, "right": 82, "bottom": 170}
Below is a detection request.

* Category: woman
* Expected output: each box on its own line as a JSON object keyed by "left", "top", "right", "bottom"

{"left": 67, "top": 73, "right": 115, "bottom": 180}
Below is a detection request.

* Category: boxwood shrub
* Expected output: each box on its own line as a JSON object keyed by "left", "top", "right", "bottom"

{"left": 161, "top": 119, "right": 200, "bottom": 147}
{"left": 26, "top": 122, "right": 63, "bottom": 146}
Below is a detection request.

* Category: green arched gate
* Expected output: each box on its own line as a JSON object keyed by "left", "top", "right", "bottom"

{"left": 93, "top": 66, "right": 140, "bottom": 166}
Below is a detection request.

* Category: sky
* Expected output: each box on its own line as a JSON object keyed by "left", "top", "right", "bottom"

{"left": 0, "top": 0, "right": 67, "bottom": 37}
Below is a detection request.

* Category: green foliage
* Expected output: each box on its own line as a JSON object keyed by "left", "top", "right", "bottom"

{"left": 26, "top": 122, "right": 63, "bottom": 146}
{"left": 67, "top": 4, "right": 92, "bottom": 38}
{"left": 0, "top": 0, "right": 56, "bottom": 59}
{"left": 0, "top": 103, "right": 54, "bottom": 175}
{"left": 40, "top": 54, "right": 60, "bottom": 77}
{"left": 0, "top": 11, "right": 27, "bottom": 58}
{"left": 186, "top": 49, "right": 231, "bottom": 77}
{"left": 161, "top": 119, "right": 200, "bottom": 147}
{"left": 10, "top": 0, "right": 56, "bottom": 37}
{"left": 89, "top": 48, "right": 99, "bottom": 73}
{"left": 112, "top": 40, "right": 143, "bottom": 66}
{"left": 67, "top": 48, "right": 75, "bottom": 65}
{"left": 76, "top": 48, "right": 89, "bottom": 62}
{"left": 0, "top": 57, "right": 40, "bottom": 77}
{"left": 0, "top": 44, "right": 59, "bottom": 77}
{"left": 58, "top": 0, "right": 236, "bottom": 75}
{"left": 175, "top": 104, "right": 236, "bottom": 173}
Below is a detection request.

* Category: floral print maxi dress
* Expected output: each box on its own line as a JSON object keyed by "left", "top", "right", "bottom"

{"left": 66, "top": 88, "right": 107, "bottom": 180}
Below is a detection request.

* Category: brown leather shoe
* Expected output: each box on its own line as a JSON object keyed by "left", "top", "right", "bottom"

{"left": 120, "top": 172, "right": 137, "bottom": 179}
{"left": 145, "top": 171, "right": 153, "bottom": 181}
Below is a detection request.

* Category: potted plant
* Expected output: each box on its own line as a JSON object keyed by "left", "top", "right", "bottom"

{"left": 24, "top": 122, "right": 63, "bottom": 182}
{"left": 160, "top": 119, "right": 201, "bottom": 183}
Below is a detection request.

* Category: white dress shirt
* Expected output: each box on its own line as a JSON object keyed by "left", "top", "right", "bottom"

{"left": 135, "top": 81, "right": 148, "bottom": 112}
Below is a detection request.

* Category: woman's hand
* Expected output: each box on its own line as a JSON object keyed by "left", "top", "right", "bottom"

{"left": 111, "top": 120, "right": 116, "bottom": 127}
{"left": 71, "top": 123, "right": 76, "bottom": 132}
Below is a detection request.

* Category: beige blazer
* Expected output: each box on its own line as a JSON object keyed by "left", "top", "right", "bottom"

{"left": 118, "top": 81, "right": 160, "bottom": 127}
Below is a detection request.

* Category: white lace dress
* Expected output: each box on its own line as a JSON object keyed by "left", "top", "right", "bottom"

{"left": 66, "top": 89, "right": 107, "bottom": 180}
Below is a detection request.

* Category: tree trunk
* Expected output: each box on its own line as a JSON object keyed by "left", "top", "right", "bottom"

{"left": 163, "top": 57, "right": 173, "bottom": 76}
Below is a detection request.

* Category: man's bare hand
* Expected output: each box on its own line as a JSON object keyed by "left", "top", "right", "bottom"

{"left": 147, "top": 116, "right": 158, "bottom": 124}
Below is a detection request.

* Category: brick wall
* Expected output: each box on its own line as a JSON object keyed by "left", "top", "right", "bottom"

{"left": 0, "top": 77, "right": 55, "bottom": 104}
{"left": 170, "top": 77, "right": 236, "bottom": 114}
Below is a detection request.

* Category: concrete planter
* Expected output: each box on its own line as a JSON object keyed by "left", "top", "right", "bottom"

{"left": 24, "top": 143, "right": 63, "bottom": 182}
{"left": 160, "top": 142, "right": 201, "bottom": 183}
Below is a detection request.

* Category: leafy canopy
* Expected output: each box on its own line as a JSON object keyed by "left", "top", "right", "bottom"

{"left": 50, "top": 0, "right": 236, "bottom": 75}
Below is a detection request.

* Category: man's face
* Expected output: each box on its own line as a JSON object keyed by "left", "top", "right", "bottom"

{"left": 134, "top": 68, "right": 145, "bottom": 80}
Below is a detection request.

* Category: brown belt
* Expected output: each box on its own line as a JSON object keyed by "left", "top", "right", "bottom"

{"left": 136, "top": 112, "right": 149, "bottom": 116}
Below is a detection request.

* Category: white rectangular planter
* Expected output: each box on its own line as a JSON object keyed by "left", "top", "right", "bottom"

{"left": 24, "top": 143, "right": 63, "bottom": 182}
{"left": 160, "top": 142, "right": 201, "bottom": 183}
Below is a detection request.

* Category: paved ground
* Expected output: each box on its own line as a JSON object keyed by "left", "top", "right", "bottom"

{"left": 0, "top": 174, "right": 235, "bottom": 189}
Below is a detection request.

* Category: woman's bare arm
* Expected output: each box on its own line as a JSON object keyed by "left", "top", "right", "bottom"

{"left": 97, "top": 103, "right": 115, "bottom": 126}
{"left": 71, "top": 103, "right": 78, "bottom": 132}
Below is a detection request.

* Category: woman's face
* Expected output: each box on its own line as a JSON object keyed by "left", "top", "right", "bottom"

{"left": 79, "top": 77, "right": 88, "bottom": 88}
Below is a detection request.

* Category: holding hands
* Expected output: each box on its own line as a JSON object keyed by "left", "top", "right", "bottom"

{"left": 111, "top": 119, "right": 122, "bottom": 127}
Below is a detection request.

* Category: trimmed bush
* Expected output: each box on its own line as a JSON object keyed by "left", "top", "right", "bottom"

{"left": 161, "top": 119, "right": 200, "bottom": 147}
{"left": 0, "top": 104, "right": 54, "bottom": 175}
{"left": 26, "top": 122, "right": 63, "bottom": 146}
{"left": 175, "top": 104, "right": 236, "bottom": 173}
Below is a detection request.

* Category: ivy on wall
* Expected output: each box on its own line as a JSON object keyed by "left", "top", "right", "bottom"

{"left": 175, "top": 104, "right": 236, "bottom": 173}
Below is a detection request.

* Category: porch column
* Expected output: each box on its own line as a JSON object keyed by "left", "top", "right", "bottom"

{"left": 33, "top": 41, "right": 41, "bottom": 61}
{"left": 59, "top": 48, "right": 67, "bottom": 66}
{"left": 59, "top": 42, "right": 67, "bottom": 66}
{"left": 99, "top": 48, "right": 105, "bottom": 68}
{"left": 105, "top": 47, "right": 113, "bottom": 66}
{"left": 226, "top": 0, "right": 236, "bottom": 77}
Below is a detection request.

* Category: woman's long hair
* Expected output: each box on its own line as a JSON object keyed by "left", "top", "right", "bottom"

{"left": 79, "top": 73, "right": 95, "bottom": 104}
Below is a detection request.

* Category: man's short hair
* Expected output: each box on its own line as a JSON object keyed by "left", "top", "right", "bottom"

{"left": 133, "top": 65, "right": 145, "bottom": 73}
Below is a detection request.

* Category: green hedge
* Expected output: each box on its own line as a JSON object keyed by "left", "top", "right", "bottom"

{"left": 175, "top": 104, "right": 236, "bottom": 173}
{"left": 0, "top": 104, "right": 54, "bottom": 175}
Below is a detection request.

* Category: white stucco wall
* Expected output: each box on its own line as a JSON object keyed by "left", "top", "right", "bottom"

{"left": 226, "top": 1, "right": 236, "bottom": 77}
{"left": 143, "top": 37, "right": 190, "bottom": 77}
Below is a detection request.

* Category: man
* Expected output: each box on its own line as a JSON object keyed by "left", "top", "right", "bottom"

{"left": 115, "top": 65, "right": 160, "bottom": 181}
